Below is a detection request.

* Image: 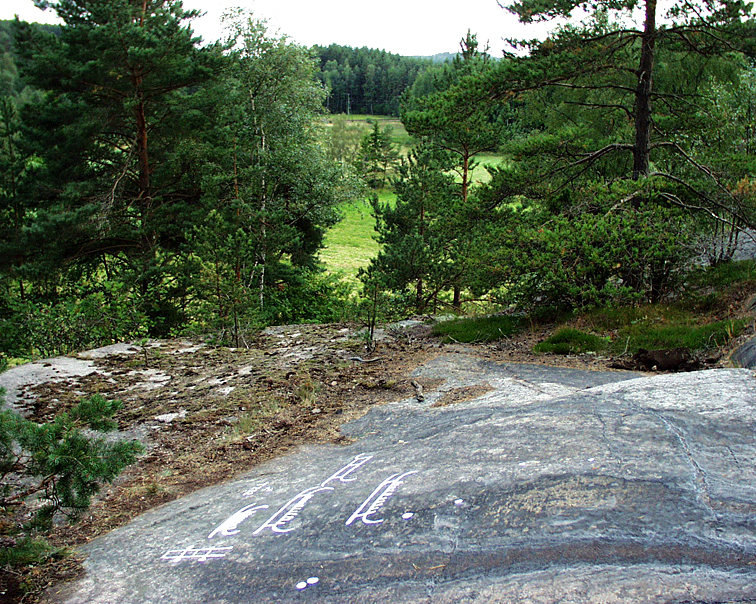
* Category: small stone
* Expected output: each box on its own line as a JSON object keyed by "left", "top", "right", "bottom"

{"left": 311, "top": 408, "right": 322, "bottom": 414}
{"left": 154, "top": 409, "right": 187, "bottom": 423}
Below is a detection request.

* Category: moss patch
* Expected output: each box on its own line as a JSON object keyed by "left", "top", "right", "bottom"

{"left": 432, "top": 315, "right": 527, "bottom": 343}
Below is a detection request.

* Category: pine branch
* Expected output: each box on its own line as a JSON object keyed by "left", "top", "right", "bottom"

{"left": 649, "top": 171, "right": 756, "bottom": 233}
{"left": 551, "top": 143, "right": 635, "bottom": 178}
{"left": 547, "top": 81, "right": 640, "bottom": 95}
{"left": 563, "top": 100, "right": 634, "bottom": 121}
{"left": 657, "top": 191, "right": 756, "bottom": 243}
{"left": 651, "top": 141, "right": 737, "bottom": 199}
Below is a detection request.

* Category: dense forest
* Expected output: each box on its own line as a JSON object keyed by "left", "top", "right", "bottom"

{"left": 312, "top": 44, "right": 433, "bottom": 116}
{"left": 0, "top": 0, "right": 755, "bottom": 365}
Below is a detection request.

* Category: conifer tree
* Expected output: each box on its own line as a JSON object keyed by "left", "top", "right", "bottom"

{"left": 1, "top": 393, "right": 142, "bottom": 528}
{"left": 367, "top": 144, "right": 461, "bottom": 311}
{"left": 403, "top": 32, "right": 499, "bottom": 205}
{"left": 13, "top": 1, "right": 223, "bottom": 316}
{"left": 356, "top": 122, "right": 400, "bottom": 189}
{"left": 400, "top": 32, "right": 500, "bottom": 307}
{"left": 486, "top": 1, "right": 756, "bottom": 222}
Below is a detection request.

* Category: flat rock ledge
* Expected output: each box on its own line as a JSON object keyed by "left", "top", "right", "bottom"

{"left": 43, "top": 358, "right": 756, "bottom": 604}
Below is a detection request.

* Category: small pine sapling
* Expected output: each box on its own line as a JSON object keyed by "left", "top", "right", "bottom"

{"left": 0, "top": 393, "right": 143, "bottom": 530}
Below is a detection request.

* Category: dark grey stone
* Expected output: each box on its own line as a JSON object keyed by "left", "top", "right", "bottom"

{"left": 732, "top": 336, "right": 756, "bottom": 368}
{"left": 50, "top": 360, "right": 756, "bottom": 604}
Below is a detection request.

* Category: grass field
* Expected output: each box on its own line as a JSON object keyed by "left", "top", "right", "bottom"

{"left": 335, "top": 114, "right": 414, "bottom": 154}
{"left": 319, "top": 191, "right": 396, "bottom": 283}
{"left": 473, "top": 153, "right": 508, "bottom": 184}
{"left": 318, "top": 115, "right": 406, "bottom": 284}
{"left": 323, "top": 114, "right": 413, "bottom": 149}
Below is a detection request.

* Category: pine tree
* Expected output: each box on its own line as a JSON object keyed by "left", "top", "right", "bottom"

{"left": 403, "top": 31, "right": 500, "bottom": 206}
{"left": 367, "top": 144, "right": 460, "bottom": 311}
{"left": 502, "top": 1, "right": 753, "bottom": 178}
{"left": 13, "top": 1, "right": 224, "bottom": 317}
{"left": 400, "top": 32, "right": 501, "bottom": 306}
{"left": 1, "top": 393, "right": 142, "bottom": 528}
{"left": 486, "top": 1, "right": 756, "bottom": 221}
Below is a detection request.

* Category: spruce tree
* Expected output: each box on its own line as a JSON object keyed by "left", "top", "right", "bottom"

{"left": 356, "top": 122, "right": 400, "bottom": 189}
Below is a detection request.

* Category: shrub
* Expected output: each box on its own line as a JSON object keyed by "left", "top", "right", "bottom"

{"left": 0, "top": 536, "right": 63, "bottom": 568}
{"left": 475, "top": 204, "right": 694, "bottom": 312}
{"left": 187, "top": 262, "right": 357, "bottom": 347}
{"left": 264, "top": 268, "right": 356, "bottom": 326}
{"left": 0, "top": 283, "right": 150, "bottom": 359}
{"left": 547, "top": 306, "right": 750, "bottom": 356}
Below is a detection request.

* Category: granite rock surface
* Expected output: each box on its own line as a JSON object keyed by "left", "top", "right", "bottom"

{"left": 41, "top": 357, "right": 756, "bottom": 604}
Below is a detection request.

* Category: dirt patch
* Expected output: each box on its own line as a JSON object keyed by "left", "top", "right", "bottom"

{"left": 45, "top": 326, "right": 441, "bottom": 542}
{"left": 2, "top": 322, "right": 446, "bottom": 603}
{"left": 431, "top": 384, "right": 495, "bottom": 407}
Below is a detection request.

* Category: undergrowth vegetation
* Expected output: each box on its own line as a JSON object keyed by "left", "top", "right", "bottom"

{"left": 435, "top": 260, "right": 756, "bottom": 358}
{"left": 533, "top": 329, "right": 610, "bottom": 355}
{"left": 534, "top": 317, "right": 748, "bottom": 356}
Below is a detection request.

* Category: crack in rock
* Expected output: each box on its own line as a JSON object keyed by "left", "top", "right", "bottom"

{"left": 648, "top": 410, "right": 719, "bottom": 522}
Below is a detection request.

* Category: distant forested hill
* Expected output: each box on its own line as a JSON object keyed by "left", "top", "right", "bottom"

{"left": 3, "top": 25, "right": 442, "bottom": 117}
{"left": 312, "top": 44, "right": 434, "bottom": 116}
{"left": 421, "top": 52, "right": 455, "bottom": 63}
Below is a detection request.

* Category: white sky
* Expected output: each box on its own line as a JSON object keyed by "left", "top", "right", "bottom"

{"left": 1, "top": 0, "right": 556, "bottom": 56}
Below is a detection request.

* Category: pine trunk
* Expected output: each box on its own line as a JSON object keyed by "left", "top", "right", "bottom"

{"left": 632, "top": 0, "right": 657, "bottom": 182}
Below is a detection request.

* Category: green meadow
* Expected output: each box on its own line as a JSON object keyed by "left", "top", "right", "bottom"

{"left": 320, "top": 191, "right": 396, "bottom": 284}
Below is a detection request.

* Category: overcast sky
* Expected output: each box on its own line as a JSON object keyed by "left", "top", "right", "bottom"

{"left": 1, "top": 0, "right": 558, "bottom": 56}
